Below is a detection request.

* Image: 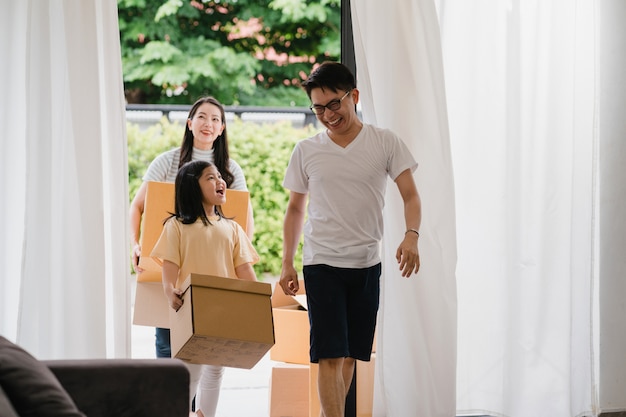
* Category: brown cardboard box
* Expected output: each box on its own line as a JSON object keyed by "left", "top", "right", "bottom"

{"left": 309, "top": 362, "right": 319, "bottom": 417}
{"left": 269, "top": 363, "right": 309, "bottom": 417}
{"left": 132, "top": 271, "right": 169, "bottom": 328}
{"left": 138, "top": 181, "right": 250, "bottom": 276}
{"left": 169, "top": 273, "right": 274, "bottom": 369}
{"left": 270, "top": 280, "right": 310, "bottom": 364}
{"left": 309, "top": 354, "right": 376, "bottom": 417}
{"left": 356, "top": 354, "right": 376, "bottom": 417}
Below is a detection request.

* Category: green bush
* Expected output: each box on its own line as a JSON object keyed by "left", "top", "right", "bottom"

{"left": 127, "top": 117, "right": 320, "bottom": 277}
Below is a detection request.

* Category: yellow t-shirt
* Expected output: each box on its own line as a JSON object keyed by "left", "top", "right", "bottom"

{"left": 150, "top": 216, "right": 259, "bottom": 286}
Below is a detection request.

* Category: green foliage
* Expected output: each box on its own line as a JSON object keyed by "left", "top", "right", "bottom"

{"left": 127, "top": 118, "right": 182, "bottom": 200}
{"left": 117, "top": 0, "right": 341, "bottom": 105}
{"left": 127, "top": 117, "right": 321, "bottom": 276}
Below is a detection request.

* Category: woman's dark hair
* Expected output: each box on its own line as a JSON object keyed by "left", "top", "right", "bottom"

{"left": 170, "top": 160, "right": 226, "bottom": 226}
{"left": 301, "top": 61, "right": 356, "bottom": 98}
{"left": 179, "top": 96, "right": 235, "bottom": 187}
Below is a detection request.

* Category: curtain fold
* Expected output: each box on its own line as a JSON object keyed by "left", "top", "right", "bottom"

{"left": 0, "top": 2, "right": 28, "bottom": 342}
{"left": 351, "top": 1, "right": 458, "bottom": 416}
{"left": 0, "top": 0, "right": 129, "bottom": 359}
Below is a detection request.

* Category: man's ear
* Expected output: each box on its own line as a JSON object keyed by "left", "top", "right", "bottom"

{"left": 352, "top": 88, "right": 360, "bottom": 105}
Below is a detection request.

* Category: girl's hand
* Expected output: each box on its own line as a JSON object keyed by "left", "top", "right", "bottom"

{"left": 165, "top": 286, "right": 184, "bottom": 311}
{"left": 162, "top": 260, "right": 181, "bottom": 309}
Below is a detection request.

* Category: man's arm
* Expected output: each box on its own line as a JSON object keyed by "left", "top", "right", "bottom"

{"left": 395, "top": 169, "right": 422, "bottom": 277}
{"left": 279, "top": 191, "right": 307, "bottom": 295}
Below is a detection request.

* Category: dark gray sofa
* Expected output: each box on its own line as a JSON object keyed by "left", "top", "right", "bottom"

{"left": 0, "top": 336, "right": 189, "bottom": 417}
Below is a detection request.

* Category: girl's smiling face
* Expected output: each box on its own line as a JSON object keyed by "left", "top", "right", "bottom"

{"left": 188, "top": 102, "right": 225, "bottom": 150}
{"left": 199, "top": 165, "right": 226, "bottom": 211}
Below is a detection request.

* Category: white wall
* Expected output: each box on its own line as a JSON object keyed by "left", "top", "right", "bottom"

{"left": 599, "top": 0, "right": 626, "bottom": 412}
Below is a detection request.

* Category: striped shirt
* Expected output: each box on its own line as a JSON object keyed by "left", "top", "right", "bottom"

{"left": 143, "top": 147, "right": 248, "bottom": 191}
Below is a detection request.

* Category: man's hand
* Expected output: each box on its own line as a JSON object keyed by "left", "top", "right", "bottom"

{"left": 279, "top": 263, "right": 300, "bottom": 296}
{"left": 396, "top": 233, "right": 420, "bottom": 277}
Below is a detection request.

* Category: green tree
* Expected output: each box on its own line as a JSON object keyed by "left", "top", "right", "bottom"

{"left": 118, "top": 0, "right": 341, "bottom": 106}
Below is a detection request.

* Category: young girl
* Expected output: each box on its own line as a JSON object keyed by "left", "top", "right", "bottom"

{"left": 150, "top": 160, "right": 259, "bottom": 417}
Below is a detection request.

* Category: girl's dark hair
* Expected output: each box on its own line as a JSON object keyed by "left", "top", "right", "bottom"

{"left": 301, "top": 61, "right": 356, "bottom": 98}
{"left": 179, "top": 96, "right": 235, "bottom": 187}
{"left": 170, "top": 160, "right": 226, "bottom": 226}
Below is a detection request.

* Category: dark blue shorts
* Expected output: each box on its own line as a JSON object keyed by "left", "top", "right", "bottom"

{"left": 303, "top": 263, "right": 381, "bottom": 363}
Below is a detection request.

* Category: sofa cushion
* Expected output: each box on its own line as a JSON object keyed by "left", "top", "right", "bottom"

{"left": 45, "top": 358, "right": 190, "bottom": 417}
{"left": 0, "top": 385, "right": 19, "bottom": 417}
{"left": 0, "top": 336, "right": 85, "bottom": 417}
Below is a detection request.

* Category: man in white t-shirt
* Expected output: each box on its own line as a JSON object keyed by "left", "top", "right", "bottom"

{"left": 279, "top": 62, "right": 422, "bottom": 417}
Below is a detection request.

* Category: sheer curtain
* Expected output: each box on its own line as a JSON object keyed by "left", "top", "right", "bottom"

{"left": 351, "top": 1, "right": 458, "bottom": 416}
{"left": 0, "top": 0, "right": 130, "bottom": 359}
{"left": 436, "top": 0, "right": 598, "bottom": 415}
{"left": 351, "top": 0, "right": 604, "bottom": 415}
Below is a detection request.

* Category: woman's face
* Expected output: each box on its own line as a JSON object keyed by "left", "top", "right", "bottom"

{"left": 187, "top": 102, "right": 225, "bottom": 150}
{"left": 198, "top": 165, "right": 227, "bottom": 208}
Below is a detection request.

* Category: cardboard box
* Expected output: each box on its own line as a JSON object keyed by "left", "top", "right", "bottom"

{"left": 309, "top": 354, "right": 376, "bottom": 417}
{"left": 138, "top": 181, "right": 250, "bottom": 276}
{"left": 270, "top": 280, "right": 310, "bottom": 364}
{"left": 309, "top": 361, "right": 320, "bottom": 417}
{"left": 169, "top": 273, "right": 274, "bottom": 369}
{"left": 356, "top": 354, "right": 376, "bottom": 417}
{"left": 132, "top": 272, "right": 169, "bottom": 328}
{"left": 269, "top": 363, "right": 309, "bottom": 417}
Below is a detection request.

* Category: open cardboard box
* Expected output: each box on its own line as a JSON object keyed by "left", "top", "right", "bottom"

{"left": 270, "top": 279, "right": 310, "bottom": 365}
{"left": 169, "top": 273, "right": 274, "bottom": 369}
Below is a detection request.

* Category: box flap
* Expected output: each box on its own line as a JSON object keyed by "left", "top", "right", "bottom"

{"left": 293, "top": 294, "right": 308, "bottom": 309}
{"left": 271, "top": 279, "right": 306, "bottom": 309}
{"left": 179, "top": 273, "right": 272, "bottom": 296}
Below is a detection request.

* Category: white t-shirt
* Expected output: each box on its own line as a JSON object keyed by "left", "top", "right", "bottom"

{"left": 143, "top": 147, "right": 248, "bottom": 191}
{"left": 283, "top": 123, "right": 417, "bottom": 268}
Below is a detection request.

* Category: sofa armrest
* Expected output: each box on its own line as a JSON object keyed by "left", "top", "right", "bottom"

{"left": 44, "top": 358, "right": 189, "bottom": 417}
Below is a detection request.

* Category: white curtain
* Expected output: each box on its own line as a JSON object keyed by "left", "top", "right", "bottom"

{"left": 351, "top": 0, "right": 604, "bottom": 415}
{"left": 437, "top": 0, "right": 598, "bottom": 415}
{"left": 351, "top": 1, "right": 458, "bottom": 416}
{"left": 0, "top": 0, "right": 130, "bottom": 359}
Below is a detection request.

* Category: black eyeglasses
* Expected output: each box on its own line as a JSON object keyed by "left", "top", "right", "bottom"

{"left": 309, "top": 90, "right": 353, "bottom": 115}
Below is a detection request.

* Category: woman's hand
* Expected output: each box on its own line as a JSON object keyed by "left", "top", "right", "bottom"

{"left": 131, "top": 243, "right": 144, "bottom": 273}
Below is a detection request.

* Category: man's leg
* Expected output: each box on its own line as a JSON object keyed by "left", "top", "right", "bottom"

{"left": 318, "top": 357, "right": 356, "bottom": 417}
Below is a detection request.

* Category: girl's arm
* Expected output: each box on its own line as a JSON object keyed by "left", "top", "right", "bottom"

{"left": 162, "top": 260, "right": 184, "bottom": 311}
{"left": 235, "top": 262, "right": 257, "bottom": 282}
